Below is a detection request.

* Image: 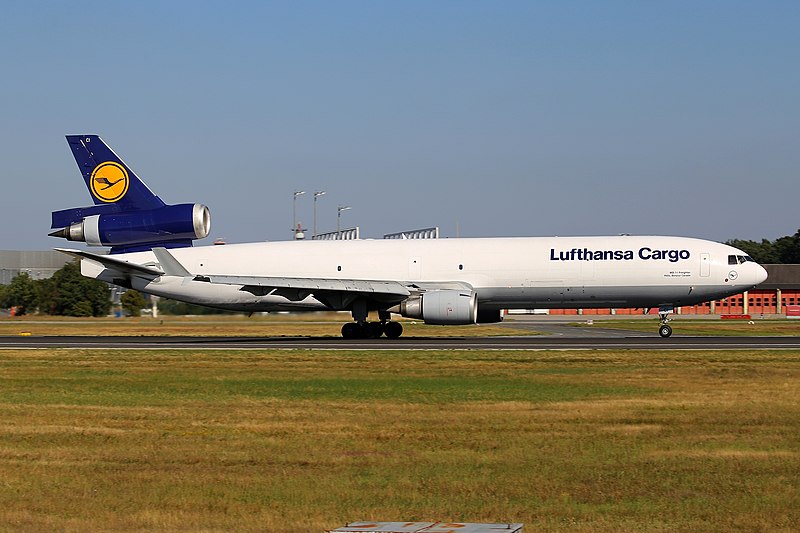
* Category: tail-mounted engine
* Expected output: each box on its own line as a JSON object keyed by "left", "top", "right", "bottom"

{"left": 50, "top": 203, "right": 210, "bottom": 253}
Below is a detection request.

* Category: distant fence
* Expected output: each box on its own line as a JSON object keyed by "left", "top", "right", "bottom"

{"left": 383, "top": 227, "right": 439, "bottom": 240}
{"left": 312, "top": 227, "right": 361, "bottom": 240}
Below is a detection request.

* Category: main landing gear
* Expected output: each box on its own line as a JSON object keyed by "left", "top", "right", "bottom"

{"left": 341, "top": 305, "right": 403, "bottom": 339}
{"left": 341, "top": 320, "right": 403, "bottom": 339}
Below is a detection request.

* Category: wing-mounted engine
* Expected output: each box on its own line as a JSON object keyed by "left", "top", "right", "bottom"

{"left": 392, "top": 290, "right": 478, "bottom": 325}
{"left": 391, "top": 290, "right": 504, "bottom": 325}
{"left": 50, "top": 203, "right": 210, "bottom": 254}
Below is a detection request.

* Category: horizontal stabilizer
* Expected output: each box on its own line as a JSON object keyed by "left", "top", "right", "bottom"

{"left": 51, "top": 204, "right": 120, "bottom": 229}
{"left": 54, "top": 248, "right": 164, "bottom": 277}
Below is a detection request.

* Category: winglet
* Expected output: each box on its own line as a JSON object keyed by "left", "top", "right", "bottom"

{"left": 152, "top": 247, "right": 192, "bottom": 277}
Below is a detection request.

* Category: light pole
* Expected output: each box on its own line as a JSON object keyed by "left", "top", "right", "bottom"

{"left": 292, "top": 190, "right": 305, "bottom": 238}
{"left": 313, "top": 191, "right": 325, "bottom": 238}
{"left": 337, "top": 205, "right": 351, "bottom": 239}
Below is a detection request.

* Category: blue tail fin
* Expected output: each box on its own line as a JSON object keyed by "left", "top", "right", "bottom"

{"left": 66, "top": 135, "right": 165, "bottom": 210}
{"left": 52, "top": 135, "right": 211, "bottom": 254}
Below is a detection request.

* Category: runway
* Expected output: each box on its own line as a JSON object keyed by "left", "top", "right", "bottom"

{"left": 1, "top": 334, "right": 799, "bottom": 350}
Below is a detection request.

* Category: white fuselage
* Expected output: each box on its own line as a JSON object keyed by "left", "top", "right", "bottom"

{"left": 82, "top": 235, "right": 767, "bottom": 312}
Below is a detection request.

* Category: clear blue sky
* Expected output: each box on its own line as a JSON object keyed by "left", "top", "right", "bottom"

{"left": 1, "top": 1, "right": 798, "bottom": 250}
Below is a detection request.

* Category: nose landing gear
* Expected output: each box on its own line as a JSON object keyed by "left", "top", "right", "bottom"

{"left": 658, "top": 306, "right": 674, "bottom": 338}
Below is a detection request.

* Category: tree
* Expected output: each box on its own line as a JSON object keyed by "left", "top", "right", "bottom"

{"left": 727, "top": 230, "right": 800, "bottom": 264}
{"left": 2, "top": 272, "right": 38, "bottom": 315}
{"left": 121, "top": 290, "right": 147, "bottom": 317}
{"left": 774, "top": 229, "right": 800, "bottom": 264}
{"left": 725, "top": 238, "right": 779, "bottom": 264}
{"left": 35, "top": 277, "right": 58, "bottom": 315}
{"left": 40, "top": 261, "right": 112, "bottom": 317}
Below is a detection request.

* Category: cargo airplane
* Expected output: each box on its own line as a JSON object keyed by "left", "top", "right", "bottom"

{"left": 50, "top": 135, "right": 768, "bottom": 338}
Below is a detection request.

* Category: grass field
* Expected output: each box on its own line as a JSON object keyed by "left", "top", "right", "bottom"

{"left": 1, "top": 348, "right": 798, "bottom": 532}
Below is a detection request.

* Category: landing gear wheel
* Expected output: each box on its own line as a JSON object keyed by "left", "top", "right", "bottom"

{"left": 659, "top": 324, "right": 673, "bottom": 338}
{"left": 384, "top": 321, "right": 403, "bottom": 339}
{"left": 341, "top": 322, "right": 359, "bottom": 339}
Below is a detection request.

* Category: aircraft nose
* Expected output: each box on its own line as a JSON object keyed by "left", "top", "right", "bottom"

{"left": 754, "top": 264, "right": 768, "bottom": 285}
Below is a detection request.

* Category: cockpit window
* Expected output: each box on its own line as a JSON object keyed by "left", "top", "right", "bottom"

{"left": 729, "top": 255, "right": 754, "bottom": 265}
{"left": 728, "top": 255, "right": 756, "bottom": 265}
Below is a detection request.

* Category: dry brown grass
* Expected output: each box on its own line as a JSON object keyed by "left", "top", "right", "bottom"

{"left": 0, "top": 314, "right": 530, "bottom": 338}
{"left": 0, "top": 349, "right": 798, "bottom": 532}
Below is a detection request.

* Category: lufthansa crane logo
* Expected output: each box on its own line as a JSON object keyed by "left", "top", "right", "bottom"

{"left": 90, "top": 161, "right": 129, "bottom": 202}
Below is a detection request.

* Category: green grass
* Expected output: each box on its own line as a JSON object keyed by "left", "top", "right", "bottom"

{"left": 0, "top": 349, "right": 798, "bottom": 531}
{"left": 3, "top": 373, "right": 637, "bottom": 406}
{"left": 0, "top": 350, "right": 637, "bottom": 406}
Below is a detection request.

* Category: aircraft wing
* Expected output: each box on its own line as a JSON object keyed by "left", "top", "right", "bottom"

{"left": 58, "top": 247, "right": 468, "bottom": 306}
{"left": 55, "top": 248, "right": 164, "bottom": 277}
{"left": 202, "top": 274, "right": 411, "bottom": 304}
{"left": 151, "top": 248, "right": 411, "bottom": 305}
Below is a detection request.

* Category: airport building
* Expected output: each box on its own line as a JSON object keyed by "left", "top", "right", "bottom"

{"left": 0, "top": 250, "right": 71, "bottom": 285}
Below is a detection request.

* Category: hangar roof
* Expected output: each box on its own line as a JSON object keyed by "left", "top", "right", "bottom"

{"left": 761, "top": 264, "right": 800, "bottom": 289}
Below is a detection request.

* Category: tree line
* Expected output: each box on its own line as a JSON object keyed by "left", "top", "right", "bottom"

{"left": 0, "top": 261, "right": 111, "bottom": 316}
{"left": 726, "top": 229, "right": 800, "bottom": 264}
{"left": 1, "top": 260, "right": 233, "bottom": 317}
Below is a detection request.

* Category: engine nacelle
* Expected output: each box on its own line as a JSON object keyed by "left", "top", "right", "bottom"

{"left": 394, "top": 290, "right": 478, "bottom": 325}
{"left": 51, "top": 203, "right": 210, "bottom": 249}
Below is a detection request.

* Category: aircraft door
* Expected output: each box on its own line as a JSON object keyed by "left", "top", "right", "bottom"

{"left": 700, "top": 253, "right": 710, "bottom": 277}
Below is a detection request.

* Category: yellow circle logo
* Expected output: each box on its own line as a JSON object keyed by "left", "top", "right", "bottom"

{"left": 90, "top": 162, "right": 129, "bottom": 202}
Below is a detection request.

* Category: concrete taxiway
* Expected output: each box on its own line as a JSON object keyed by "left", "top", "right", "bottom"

{"left": 1, "top": 335, "right": 799, "bottom": 350}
